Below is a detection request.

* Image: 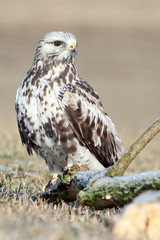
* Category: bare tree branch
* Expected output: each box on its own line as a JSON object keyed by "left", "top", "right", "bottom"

{"left": 106, "top": 118, "right": 160, "bottom": 177}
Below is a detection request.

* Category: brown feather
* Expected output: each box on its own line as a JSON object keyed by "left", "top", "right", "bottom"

{"left": 57, "top": 81, "right": 123, "bottom": 168}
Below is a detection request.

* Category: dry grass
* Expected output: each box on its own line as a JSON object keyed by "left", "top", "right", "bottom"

{"left": 0, "top": 136, "right": 117, "bottom": 240}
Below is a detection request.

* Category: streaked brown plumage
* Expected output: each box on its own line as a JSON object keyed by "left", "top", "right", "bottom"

{"left": 15, "top": 31, "right": 124, "bottom": 177}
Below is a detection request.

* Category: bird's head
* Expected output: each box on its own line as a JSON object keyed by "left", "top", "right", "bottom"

{"left": 35, "top": 31, "right": 77, "bottom": 63}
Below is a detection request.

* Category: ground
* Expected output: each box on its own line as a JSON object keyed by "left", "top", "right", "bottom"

{"left": 0, "top": 1, "right": 160, "bottom": 239}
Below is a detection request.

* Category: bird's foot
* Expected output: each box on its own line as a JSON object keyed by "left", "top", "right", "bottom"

{"left": 63, "top": 164, "right": 89, "bottom": 176}
{"left": 44, "top": 176, "right": 58, "bottom": 191}
{"left": 44, "top": 165, "right": 89, "bottom": 191}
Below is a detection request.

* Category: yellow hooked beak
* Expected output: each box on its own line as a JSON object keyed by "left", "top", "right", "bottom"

{"left": 59, "top": 42, "right": 76, "bottom": 52}
{"left": 69, "top": 43, "right": 75, "bottom": 50}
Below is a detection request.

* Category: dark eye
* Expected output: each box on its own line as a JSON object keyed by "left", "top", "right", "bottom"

{"left": 54, "top": 41, "right": 63, "bottom": 47}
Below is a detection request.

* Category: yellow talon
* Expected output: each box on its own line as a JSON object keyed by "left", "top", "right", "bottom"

{"left": 44, "top": 176, "right": 58, "bottom": 191}
{"left": 50, "top": 177, "right": 58, "bottom": 185}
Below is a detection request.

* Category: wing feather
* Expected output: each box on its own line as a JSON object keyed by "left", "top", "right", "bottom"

{"left": 57, "top": 80, "right": 124, "bottom": 168}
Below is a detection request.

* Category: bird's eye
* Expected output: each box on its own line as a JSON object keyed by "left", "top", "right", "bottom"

{"left": 54, "top": 41, "right": 63, "bottom": 47}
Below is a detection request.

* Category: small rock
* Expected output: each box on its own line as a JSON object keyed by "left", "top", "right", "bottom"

{"left": 112, "top": 191, "right": 160, "bottom": 240}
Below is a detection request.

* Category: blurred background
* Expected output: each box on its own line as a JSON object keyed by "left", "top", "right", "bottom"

{"left": 0, "top": 0, "right": 159, "bottom": 168}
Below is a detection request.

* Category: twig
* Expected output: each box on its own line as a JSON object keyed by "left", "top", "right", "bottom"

{"left": 106, "top": 118, "right": 160, "bottom": 177}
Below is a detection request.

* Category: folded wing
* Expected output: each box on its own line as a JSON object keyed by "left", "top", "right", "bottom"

{"left": 57, "top": 79, "right": 124, "bottom": 168}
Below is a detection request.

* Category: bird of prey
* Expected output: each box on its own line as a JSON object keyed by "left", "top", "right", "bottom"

{"left": 15, "top": 31, "right": 124, "bottom": 180}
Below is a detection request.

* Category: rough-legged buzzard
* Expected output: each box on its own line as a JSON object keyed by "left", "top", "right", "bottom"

{"left": 15, "top": 31, "right": 124, "bottom": 178}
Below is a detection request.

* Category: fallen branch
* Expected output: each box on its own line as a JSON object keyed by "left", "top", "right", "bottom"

{"left": 78, "top": 170, "right": 160, "bottom": 209}
{"left": 42, "top": 168, "right": 160, "bottom": 208}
